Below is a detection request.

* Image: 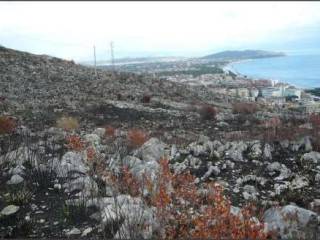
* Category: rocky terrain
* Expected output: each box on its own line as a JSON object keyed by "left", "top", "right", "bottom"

{"left": 0, "top": 46, "right": 320, "bottom": 239}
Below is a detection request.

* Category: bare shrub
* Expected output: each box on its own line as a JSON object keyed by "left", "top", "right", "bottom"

{"left": 127, "top": 129, "right": 149, "bottom": 148}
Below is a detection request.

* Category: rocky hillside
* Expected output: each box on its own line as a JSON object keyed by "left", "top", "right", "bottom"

{"left": 0, "top": 46, "right": 226, "bottom": 132}
{"left": 0, "top": 46, "right": 320, "bottom": 239}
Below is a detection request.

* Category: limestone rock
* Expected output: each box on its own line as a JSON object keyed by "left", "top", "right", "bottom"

{"left": 7, "top": 174, "right": 24, "bottom": 185}
{"left": 263, "top": 205, "right": 318, "bottom": 239}
{"left": 0, "top": 205, "right": 20, "bottom": 216}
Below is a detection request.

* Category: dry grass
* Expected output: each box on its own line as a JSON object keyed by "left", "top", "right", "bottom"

{"left": 56, "top": 116, "right": 79, "bottom": 131}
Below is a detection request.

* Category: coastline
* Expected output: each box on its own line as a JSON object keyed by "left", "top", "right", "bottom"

{"left": 223, "top": 56, "right": 316, "bottom": 91}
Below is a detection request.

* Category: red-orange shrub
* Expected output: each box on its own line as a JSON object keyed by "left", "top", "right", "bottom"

{"left": 150, "top": 159, "right": 268, "bottom": 240}
{"left": 0, "top": 116, "right": 16, "bottom": 135}
{"left": 118, "top": 166, "right": 141, "bottom": 196}
{"left": 66, "top": 135, "right": 85, "bottom": 152}
{"left": 127, "top": 129, "right": 149, "bottom": 148}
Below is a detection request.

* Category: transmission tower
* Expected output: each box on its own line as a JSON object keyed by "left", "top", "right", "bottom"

{"left": 93, "top": 45, "right": 97, "bottom": 77}
{"left": 110, "top": 41, "right": 115, "bottom": 71}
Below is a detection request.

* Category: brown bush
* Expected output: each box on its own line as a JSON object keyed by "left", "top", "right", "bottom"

{"left": 310, "top": 113, "right": 320, "bottom": 129}
{"left": 127, "top": 129, "right": 149, "bottom": 148}
{"left": 0, "top": 116, "right": 16, "bottom": 135}
{"left": 198, "top": 104, "right": 217, "bottom": 120}
{"left": 56, "top": 116, "right": 79, "bottom": 131}
{"left": 233, "top": 102, "right": 259, "bottom": 114}
{"left": 141, "top": 94, "right": 151, "bottom": 103}
{"left": 104, "top": 125, "right": 116, "bottom": 138}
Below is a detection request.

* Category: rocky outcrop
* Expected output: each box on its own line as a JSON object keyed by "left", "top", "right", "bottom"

{"left": 264, "top": 205, "right": 319, "bottom": 239}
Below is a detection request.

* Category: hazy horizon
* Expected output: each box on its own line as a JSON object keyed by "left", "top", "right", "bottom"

{"left": 1, "top": 1, "right": 320, "bottom": 61}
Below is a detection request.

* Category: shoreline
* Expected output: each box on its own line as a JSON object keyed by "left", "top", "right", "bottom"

{"left": 223, "top": 57, "right": 316, "bottom": 91}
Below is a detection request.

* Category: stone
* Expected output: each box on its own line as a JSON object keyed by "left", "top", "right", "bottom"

{"left": 0, "top": 147, "right": 37, "bottom": 166}
{"left": 274, "top": 166, "right": 292, "bottom": 181}
{"left": 83, "top": 133, "right": 100, "bottom": 147}
{"left": 170, "top": 144, "right": 178, "bottom": 159}
{"left": 290, "top": 176, "right": 309, "bottom": 190}
{"left": 187, "top": 142, "right": 209, "bottom": 157}
{"left": 92, "top": 128, "right": 106, "bottom": 138}
{"left": 81, "top": 227, "right": 93, "bottom": 237}
{"left": 171, "top": 161, "right": 188, "bottom": 175}
{"left": 267, "top": 162, "right": 292, "bottom": 181}
{"left": 54, "top": 183, "right": 62, "bottom": 190}
{"left": 303, "top": 137, "right": 313, "bottom": 152}
{"left": 301, "top": 151, "right": 320, "bottom": 164}
{"left": 315, "top": 173, "right": 320, "bottom": 182}
{"left": 57, "top": 151, "right": 89, "bottom": 177}
{"left": 65, "top": 227, "right": 81, "bottom": 236}
{"left": 263, "top": 205, "right": 318, "bottom": 239}
{"left": 8, "top": 165, "right": 25, "bottom": 175}
{"left": 248, "top": 141, "right": 262, "bottom": 159}
{"left": 216, "top": 121, "right": 229, "bottom": 128}
{"left": 263, "top": 143, "right": 273, "bottom": 160}
{"left": 63, "top": 176, "right": 98, "bottom": 197}
{"left": 7, "top": 174, "right": 24, "bottom": 185}
{"left": 242, "top": 185, "right": 258, "bottom": 200}
{"left": 201, "top": 165, "right": 220, "bottom": 180}
{"left": 274, "top": 182, "right": 290, "bottom": 195}
{"left": 280, "top": 140, "right": 290, "bottom": 149}
{"left": 88, "top": 195, "right": 157, "bottom": 239}
{"left": 122, "top": 155, "right": 142, "bottom": 169}
{"left": 187, "top": 155, "right": 202, "bottom": 169}
{"left": 135, "top": 138, "right": 166, "bottom": 162}
{"left": 310, "top": 199, "right": 320, "bottom": 212}
{"left": 0, "top": 205, "right": 19, "bottom": 216}
{"left": 267, "top": 162, "right": 281, "bottom": 174}
{"left": 224, "top": 141, "right": 248, "bottom": 162}
{"left": 236, "top": 175, "right": 267, "bottom": 186}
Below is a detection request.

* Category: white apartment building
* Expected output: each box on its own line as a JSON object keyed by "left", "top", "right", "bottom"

{"left": 261, "top": 86, "right": 301, "bottom": 99}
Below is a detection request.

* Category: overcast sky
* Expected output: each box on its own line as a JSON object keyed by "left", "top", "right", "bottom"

{"left": 1, "top": 1, "right": 320, "bottom": 61}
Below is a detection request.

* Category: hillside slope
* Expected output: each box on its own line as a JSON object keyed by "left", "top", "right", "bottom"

{"left": 0, "top": 46, "right": 225, "bottom": 135}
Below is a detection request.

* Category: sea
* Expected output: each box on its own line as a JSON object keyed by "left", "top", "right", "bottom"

{"left": 228, "top": 54, "right": 320, "bottom": 89}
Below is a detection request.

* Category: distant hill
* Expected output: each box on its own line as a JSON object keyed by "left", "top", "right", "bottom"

{"left": 81, "top": 56, "right": 187, "bottom": 66}
{"left": 202, "top": 50, "right": 286, "bottom": 61}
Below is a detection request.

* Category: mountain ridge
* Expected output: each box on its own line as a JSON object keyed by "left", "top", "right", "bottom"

{"left": 202, "top": 49, "right": 286, "bottom": 61}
